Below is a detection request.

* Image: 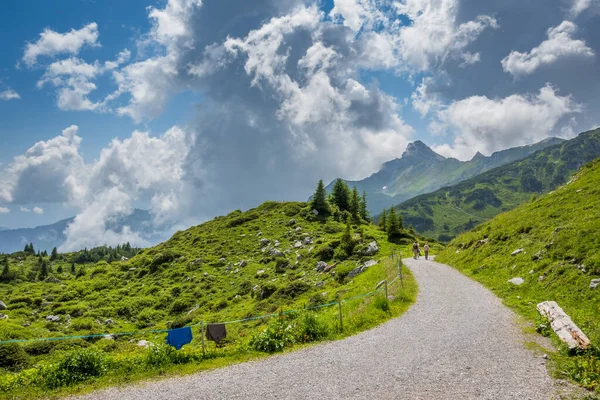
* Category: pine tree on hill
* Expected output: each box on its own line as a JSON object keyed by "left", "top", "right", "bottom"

{"left": 310, "top": 180, "right": 330, "bottom": 216}
{"left": 50, "top": 247, "right": 58, "bottom": 261}
{"left": 330, "top": 179, "right": 351, "bottom": 212}
{"left": 1, "top": 257, "right": 9, "bottom": 282}
{"left": 379, "top": 208, "right": 387, "bottom": 232}
{"left": 38, "top": 260, "right": 48, "bottom": 281}
{"left": 360, "top": 190, "right": 369, "bottom": 221}
{"left": 71, "top": 263, "right": 76, "bottom": 274}
{"left": 387, "top": 207, "right": 400, "bottom": 236}
{"left": 350, "top": 186, "right": 360, "bottom": 222}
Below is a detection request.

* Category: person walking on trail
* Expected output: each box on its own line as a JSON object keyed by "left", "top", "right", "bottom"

{"left": 412, "top": 242, "right": 419, "bottom": 259}
{"left": 424, "top": 243, "right": 430, "bottom": 260}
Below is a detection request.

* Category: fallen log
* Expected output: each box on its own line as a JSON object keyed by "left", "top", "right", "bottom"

{"left": 537, "top": 301, "right": 590, "bottom": 350}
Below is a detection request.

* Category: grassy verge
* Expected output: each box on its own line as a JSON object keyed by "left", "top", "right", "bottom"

{"left": 0, "top": 257, "right": 417, "bottom": 399}
{"left": 434, "top": 160, "right": 600, "bottom": 394}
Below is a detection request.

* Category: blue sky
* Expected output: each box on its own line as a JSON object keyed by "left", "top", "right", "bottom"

{"left": 0, "top": 0, "right": 598, "bottom": 249}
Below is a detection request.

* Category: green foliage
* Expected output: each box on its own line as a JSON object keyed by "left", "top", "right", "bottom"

{"left": 360, "top": 190, "right": 369, "bottom": 222}
{"left": 38, "top": 349, "right": 108, "bottom": 388}
{"left": 330, "top": 179, "right": 351, "bottom": 213}
{"left": 145, "top": 343, "right": 175, "bottom": 369}
{"left": 38, "top": 259, "right": 48, "bottom": 281}
{"left": 373, "top": 296, "right": 390, "bottom": 312}
{"left": 339, "top": 218, "right": 355, "bottom": 258}
{"left": 50, "top": 247, "right": 58, "bottom": 261}
{"left": 437, "top": 159, "right": 600, "bottom": 393}
{"left": 0, "top": 343, "right": 29, "bottom": 371}
{"left": 296, "top": 313, "right": 329, "bottom": 343}
{"left": 379, "top": 208, "right": 387, "bottom": 232}
{"left": 350, "top": 186, "right": 360, "bottom": 223}
{"left": 250, "top": 319, "right": 298, "bottom": 353}
{"left": 310, "top": 180, "right": 330, "bottom": 216}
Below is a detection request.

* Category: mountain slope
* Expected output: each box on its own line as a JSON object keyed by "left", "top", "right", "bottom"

{"left": 327, "top": 138, "right": 564, "bottom": 213}
{"left": 436, "top": 159, "right": 600, "bottom": 392}
{"left": 0, "top": 201, "right": 418, "bottom": 395}
{"left": 395, "top": 128, "right": 600, "bottom": 241}
{"left": 0, "top": 209, "right": 156, "bottom": 254}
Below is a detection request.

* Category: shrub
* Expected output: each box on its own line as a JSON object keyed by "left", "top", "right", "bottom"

{"left": 170, "top": 298, "right": 194, "bottom": 315}
{"left": 373, "top": 296, "right": 390, "bottom": 312}
{"left": 250, "top": 320, "right": 298, "bottom": 353}
{"left": 315, "top": 245, "right": 334, "bottom": 261}
{"left": 135, "top": 309, "right": 163, "bottom": 329}
{"left": 297, "top": 313, "right": 329, "bottom": 343}
{"left": 276, "top": 282, "right": 311, "bottom": 298}
{"left": 145, "top": 342, "right": 174, "bottom": 369}
{"left": 69, "top": 318, "right": 95, "bottom": 331}
{"left": 95, "top": 338, "right": 118, "bottom": 353}
{"left": 24, "top": 340, "right": 57, "bottom": 356}
{"left": 39, "top": 348, "right": 108, "bottom": 388}
{"left": 170, "top": 314, "right": 193, "bottom": 329}
{"left": 0, "top": 343, "right": 29, "bottom": 371}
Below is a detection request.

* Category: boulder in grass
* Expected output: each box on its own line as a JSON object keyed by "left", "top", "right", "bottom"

{"left": 590, "top": 279, "right": 600, "bottom": 290}
{"left": 363, "top": 241, "right": 379, "bottom": 256}
{"left": 508, "top": 277, "right": 524, "bottom": 285}
{"left": 46, "top": 315, "right": 60, "bottom": 322}
{"left": 137, "top": 340, "right": 150, "bottom": 348}
{"left": 0, "top": 301, "right": 6, "bottom": 310}
{"left": 511, "top": 248, "right": 524, "bottom": 256}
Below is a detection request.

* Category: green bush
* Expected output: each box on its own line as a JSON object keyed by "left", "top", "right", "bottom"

{"left": 135, "top": 309, "right": 163, "bottom": 329}
{"left": 297, "top": 313, "right": 329, "bottom": 343}
{"left": 70, "top": 318, "right": 96, "bottom": 331}
{"left": 315, "top": 245, "right": 334, "bottom": 261}
{"left": 145, "top": 342, "right": 174, "bottom": 369}
{"left": 39, "top": 348, "right": 108, "bottom": 388}
{"left": 250, "top": 320, "right": 298, "bottom": 353}
{"left": 276, "top": 282, "right": 311, "bottom": 298}
{"left": 95, "top": 338, "right": 118, "bottom": 353}
{"left": 170, "top": 314, "right": 194, "bottom": 329}
{"left": 170, "top": 297, "right": 194, "bottom": 314}
{"left": 0, "top": 343, "right": 29, "bottom": 371}
{"left": 373, "top": 295, "right": 390, "bottom": 312}
{"left": 24, "top": 340, "right": 57, "bottom": 356}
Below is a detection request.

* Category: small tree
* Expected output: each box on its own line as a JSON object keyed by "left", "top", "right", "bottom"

{"left": 340, "top": 217, "right": 355, "bottom": 257}
{"left": 50, "top": 247, "right": 58, "bottom": 261}
{"left": 379, "top": 208, "right": 387, "bottom": 232}
{"left": 330, "top": 179, "right": 351, "bottom": 212}
{"left": 360, "top": 190, "right": 369, "bottom": 221}
{"left": 387, "top": 207, "right": 400, "bottom": 236}
{"left": 350, "top": 186, "right": 360, "bottom": 223}
{"left": 71, "top": 262, "right": 76, "bottom": 274}
{"left": 38, "top": 260, "right": 48, "bottom": 281}
{"left": 1, "top": 257, "right": 9, "bottom": 282}
{"left": 310, "top": 179, "right": 329, "bottom": 216}
{"left": 57, "top": 265, "right": 63, "bottom": 274}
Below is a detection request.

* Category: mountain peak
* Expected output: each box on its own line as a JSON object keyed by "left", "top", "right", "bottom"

{"left": 402, "top": 140, "right": 445, "bottom": 160}
{"left": 471, "top": 151, "right": 486, "bottom": 161}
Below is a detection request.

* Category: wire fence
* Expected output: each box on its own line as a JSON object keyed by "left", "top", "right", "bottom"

{"left": 0, "top": 254, "right": 406, "bottom": 347}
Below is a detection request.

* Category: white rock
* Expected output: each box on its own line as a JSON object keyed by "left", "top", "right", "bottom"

{"left": 294, "top": 241, "right": 303, "bottom": 248}
{"left": 0, "top": 301, "right": 6, "bottom": 310}
{"left": 137, "top": 340, "right": 151, "bottom": 348}
{"left": 511, "top": 249, "right": 524, "bottom": 256}
{"left": 508, "top": 277, "right": 524, "bottom": 285}
{"left": 590, "top": 279, "right": 600, "bottom": 290}
{"left": 312, "top": 209, "right": 319, "bottom": 215}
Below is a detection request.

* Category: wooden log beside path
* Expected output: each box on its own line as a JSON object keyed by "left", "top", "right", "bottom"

{"left": 536, "top": 301, "right": 591, "bottom": 350}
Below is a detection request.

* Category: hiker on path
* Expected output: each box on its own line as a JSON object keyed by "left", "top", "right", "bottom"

{"left": 412, "top": 242, "right": 419, "bottom": 259}
{"left": 424, "top": 243, "right": 430, "bottom": 260}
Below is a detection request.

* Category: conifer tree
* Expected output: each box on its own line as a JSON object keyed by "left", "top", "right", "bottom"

{"left": 50, "top": 247, "right": 58, "bottom": 261}
{"left": 1, "top": 257, "right": 9, "bottom": 282}
{"left": 310, "top": 179, "right": 329, "bottom": 215}
{"left": 71, "top": 262, "right": 76, "bottom": 274}
{"left": 57, "top": 265, "right": 63, "bottom": 274}
{"left": 360, "top": 190, "right": 369, "bottom": 221}
{"left": 340, "top": 216, "right": 355, "bottom": 256}
{"left": 38, "top": 260, "right": 48, "bottom": 281}
{"left": 330, "top": 179, "right": 351, "bottom": 211}
{"left": 350, "top": 186, "right": 360, "bottom": 222}
{"left": 379, "top": 208, "right": 387, "bottom": 232}
{"left": 387, "top": 207, "right": 400, "bottom": 236}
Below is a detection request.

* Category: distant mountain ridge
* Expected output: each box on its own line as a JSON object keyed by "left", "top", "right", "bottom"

{"left": 326, "top": 137, "right": 565, "bottom": 213}
{"left": 0, "top": 209, "right": 159, "bottom": 254}
{"left": 394, "top": 128, "right": 600, "bottom": 241}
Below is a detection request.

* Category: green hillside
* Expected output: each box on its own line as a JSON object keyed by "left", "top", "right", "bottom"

{"left": 395, "top": 128, "right": 600, "bottom": 242}
{"left": 437, "top": 159, "right": 600, "bottom": 392}
{"left": 0, "top": 200, "right": 417, "bottom": 397}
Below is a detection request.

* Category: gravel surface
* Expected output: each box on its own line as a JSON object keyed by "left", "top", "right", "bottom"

{"left": 73, "top": 258, "right": 559, "bottom": 400}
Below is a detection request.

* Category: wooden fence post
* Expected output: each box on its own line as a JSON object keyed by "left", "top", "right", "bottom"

{"left": 337, "top": 295, "right": 343, "bottom": 332}
{"left": 201, "top": 321, "right": 206, "bottom": 357}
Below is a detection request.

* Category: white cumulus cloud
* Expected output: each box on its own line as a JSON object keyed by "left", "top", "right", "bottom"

{"left": 32, "top": 207, "right": 44, "bottom": 214}
{"left": 431, "top": 84, "right": 580, "bottom": 160}
{"left": 0, "top": 207, "right": 9, "bottom": 214}
{"left": 0, "top": 90, "right": 20, "bottom": 101}
{"left": 502, "top": 21, "right": 594, "bottom": 77}
{"left": 22, "top": 23, "right": 99, "bottom": 67}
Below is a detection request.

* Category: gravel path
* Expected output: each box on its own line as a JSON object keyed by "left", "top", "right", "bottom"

{"left": 74, "top": 258, "right": 558, "bottom": 400}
